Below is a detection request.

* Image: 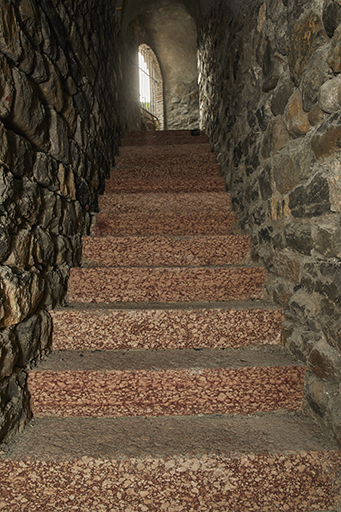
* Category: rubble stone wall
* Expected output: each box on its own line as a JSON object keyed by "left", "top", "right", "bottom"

{"left": 198, "top": 0, "right": 341, "bottom": 444}
{"left": 0, "top": 0, "right": 121, "bottom": 441}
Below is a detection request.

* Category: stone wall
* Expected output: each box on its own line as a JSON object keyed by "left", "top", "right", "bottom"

{"left": 0, "top": 0, "right": 121, "bottom": 441}
{"left": 198, "top": 0, "right": 341, "bottom": 444}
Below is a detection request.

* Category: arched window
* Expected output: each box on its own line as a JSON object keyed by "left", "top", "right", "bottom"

{"left": 138, "top": 44, "right": 164, "bottom": 130}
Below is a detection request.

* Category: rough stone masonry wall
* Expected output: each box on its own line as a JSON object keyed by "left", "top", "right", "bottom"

{"left": 199, "top": 0, "right": 341, "bottom": 444}
{"left": 0, "top": 0, "right": 121, "bottom": 442}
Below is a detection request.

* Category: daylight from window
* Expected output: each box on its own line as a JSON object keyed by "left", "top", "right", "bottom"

{"left": 139, "top": 52, "right": 151, "bottom": 108}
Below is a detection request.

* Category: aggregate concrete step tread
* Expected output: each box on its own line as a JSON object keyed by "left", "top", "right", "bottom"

{"left": 121, "top": 131, "right": 208, "bottom": 146}
{"left": 1, "top": 414, "right": 339, "bottom": 512}
{"left": 115, "top": 152, "right": 217, "bottom": 169}
{"left": 28, "top": 350, "right": 305, "bottom": 417}
{"left": 119, "top": 143, "right": 212, "bottom": 159}
{"left": 93, "top": 211, "right": 237, "bottom": 236}
{"left": 51, "top": 302, "right": 283, "bottom": 351}
{"left": 68, "top": 266, "right": 266, "bottom": 303}
{"left": 104, "top": 176, "right": 225, "bottom": 194}
{"left": 82, "top": 235, "right": 250, "bottom": 268}
{"left": 98, "top": 192, "right": 231, "bottom": 214}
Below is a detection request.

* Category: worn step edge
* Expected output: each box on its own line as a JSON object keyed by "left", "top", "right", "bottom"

{"left": 119, "top": 143, "right": 212, "bottom": 157}
{"left": 93, "top": 211, "right": 237, "bottom": 237}
{"left": 98, "top": 192, "right": 231, "bottom": 214}
{"left": 1, "top": 414, "right": 339, "bottom": 511}
{"left": 28, "top": 363, "right": 305, "bottom": 418}
{"left": 82, "top": 235, "right": 250, "bottom": 268}
{"left": 51, "top": 303, "right": 283, "bottom": 351}
{"left": 68, "top": 266, "right": 266, "bottom": 303}
{"left": 104, "top": 177, "right": 226, "bottom": 194}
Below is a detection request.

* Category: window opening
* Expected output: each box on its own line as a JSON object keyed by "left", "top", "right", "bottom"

{"left": 138, "top": 44, "right": 164, "bottom": 130}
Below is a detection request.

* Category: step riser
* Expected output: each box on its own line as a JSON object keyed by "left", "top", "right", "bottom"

{"left": 98, "top": 192, "right": 231, "bottom": 214}
{"left": 104, "top": 177, "right": 225, "bottom": 194}
{"left": 121, "top": 135, "right": 208, "bottom": 146}
{"left": 82, "top": 235, "right": 250, "bottom": 268}
{"left": 28, "top": 366, "right": 305, "bottom": 417}
{"left": 112, "top": 163, "right": 221, "bottom": 179}
{"left": 51, "top": 307, "right": 283, "bottom": 351}
{"left": 93, "top": 212, "right": 237, "bottom": 236}
{"left": 1, "top": 451, "right": 339, "bottom": 512}
{"left": 116, "top": 153, "right": 217, "bottom": 169}
{"left": 69, "top": 267, "right": 266, "bottom": 303}
{"left": 119, "top": 144, "right": 212, "bottom": 158}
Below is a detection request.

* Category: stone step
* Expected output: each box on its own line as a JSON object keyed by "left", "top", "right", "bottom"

{"left": 2, "top": 413, "right": 339, "bottom": 511}
{"left": 68, "top": 266, "right": 266, "bottom": 303}
{"left": 104, "top": 176, "right": 225, "bottom": 194}
{"left": 28, "top": 347, "right": 305, "bottom": 418}
{"left": 93, "top": 211, "right": 237, "bottom": 236}
{"left": 98, "top": 192, "right": 231, "bottom": 214}
{"left": 51, "top": 301, "right": 283, "bottom": 351}
{"left": 118, "top": 143, "right": 212, "bottom": 160}
{"left": 82, "top": 235, "right": 250, "bottom": 267}
{"left": 121, "top": 130, "right": 208, "bottom": 146}
{"left": 115, "top": 151, "right": 217, "bottom": 169}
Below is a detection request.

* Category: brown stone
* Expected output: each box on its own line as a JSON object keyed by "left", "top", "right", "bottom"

{"left": 272, "top": 251, "right": 301, "bottom": 283}
{"left": 308, "top": 339, "right": 341, "bottom": 380}
{"left": 311, "top": 125, "right": 341, "bottom": 159}
{"left": 287, "top": 12, "right": 327, "bottom": 86}
{"left": 308, "top": 104, "right": 325, "bottom": 127}
{"left": 0, "top": 0, "right": 22, "bottom": 62}
{"left": 0, "top": 327, "right": 18, "bottom": 380}
{"left": 61, "top": 94, "right": 77, "bottom": 136}
{"left": 38, "top": 56, "right": 64, "bottom": 113}
{"left": 0, "top": 266, "right": 43, "bottom": 328}
{"left": 18, "top": 0, "right": 43, "bottom": 47}
{"left": 285, "top": 89, "right": 311, "bottom": 137}
{"left": 7, "top": 68, "right": 47, "bottom": 147}
{"left": 18, "top": 30, "right": 35, "bottom": 75}
{"left": 0, "top": 52, "right": 13, "bottom": 118}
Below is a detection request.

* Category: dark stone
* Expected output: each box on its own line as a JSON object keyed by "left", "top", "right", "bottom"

{"left": 0, "top": 168, "right": 14, "bottom": 213}
{"left": 33, "top": 227, "right": 55, "bottom": 266}
{"left": 320, "top": 261, "right": 341, "bottom": 303}
{"left": 323, "top": 0, "right": 341, "bottom": 37}
{"left": 271, "top": 78, "right": 295, "bottom": 116}
{"left": 17, "top": 178, "right": 42, "bottom": 225}
{"left": 262, "top": 40, "right": 280, "bottom": 92}
{"left": 30, "top": 52, "right": 48, "bottom": 84}
{"left": 258, "top": 226, "right": 273, "bottom": 243}
{"left": 33, "top": 153, "right": 59, "bottom": 191}
{"left": 0, "top": 226, "right": 10, "bottom": 262}
{"left": 15, "top": 314, "right": 41, "bottom": 367}
{"left": 284, "top": 223, "right": 313, "bottom": 255}
{"left": 309, "top": 339, "right": 341, "bottom": 380}
{"left": 252, "top": 204, "right": 266, "bottom": 225}
{"left": 255, "top": 106, "right": 267, "bottom": 131}
{"left": 311, "top": 123, "right": 341, "bottom": 160}
{"left": 258, "top": 165, "right": 273, "bottom": 200}
{"left": 7, "top": 132, "right": 34, "bottom": 179}
{"left": 289, "top": 173, "right": 330, "bottom": 218}
{"left": 233, "top": 51, "right": 240, "bottom": 82}
{"left": 42, "top": 267, "right": 69, "bottom": 309}
{"left": 245, "top": 145, "right": 260, "bottom": 176}
{"left": 39, "top": 0, "right": 67, "bottom": 50}
{"left": 233, "top": 142, "right": 243, "bottom": 168}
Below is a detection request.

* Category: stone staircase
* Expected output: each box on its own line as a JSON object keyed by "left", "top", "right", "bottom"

{"left": 1, "top": 130, "right": 340, "bottom": 511}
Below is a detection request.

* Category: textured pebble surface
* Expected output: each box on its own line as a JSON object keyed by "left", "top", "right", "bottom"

{"left": 93, "top": 211, "right": 237, "bottom": 236}
{"left": 82, "top": 235, "right": 250, "bottom": 267}
{"left": 51, "top": 305, "right": 283, "bottom": 350}
{"left": 68, "top": 266, "right": 266, "bottom": 303}
{"left": 98, "top": 192, "right": 232, "bottom": 214}
{"left": 28, "top": 366, "right": 305, "bottom": 417}
{"left": 0, "top": 451, "right": 340, "bottom": 511}
{"left": 115, "top": 155, "right": 219, "bottom": 173}
{"left": 104, "top": 176, "right": 225, "bottom": 194}
{"left": 119, "top": 143, "right": 212, "bottom": 158}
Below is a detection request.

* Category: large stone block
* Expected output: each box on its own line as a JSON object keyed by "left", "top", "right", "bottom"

{"left": 323, "top": 0, "right": 341, "bottom": 37}
{"left": 328, "top": 24, "right": 341, "bottom": 72}
{"left": 18, "top": 30, "right": 35, "bottom": 75}
{"left": 7, "top": 130, "right": 33, "bottom": 178}
{"left": 260, "top": 115, "right": 290, "bottom": 159}
{"left": 33, "top": 152, "right": 59, "bottom": 191}
{"left": 0, "top": 121, "right": 11, "bottom": 169}
{"left": 39, "top": 188, "right": 62, "bottom": 234}
{"left": 0, "top": 0, "right": 22, "bottom": 62}
{"left": 311, "top": 117, "right": 341, "bottom": 159}
{"left": 313, "top": 218, "right": 341, "bottom": 257}
{"left": 14, "top": 313, "right": 41, "bottom": 367}
{"left": 18, "top": 0, "right": 43, "bottom": 48}
{"left": 270, "top": 77, "right": 295, "bottom": 116}
{"left": 0, "top": 266, "right": 43, "bottom": 327}
{"left": 287, "top": 12, "right": 327, "bottom": 86}
{"left": 37, "top": 56, "right": 64, "bottom": 112}
{"left": 7, "top": 68, "right": 47, "bottom": 147}
{"left": 48, "top": 107, "right": 69, "bottom": 164}
{"left": 309, "top": 338, "right": 341, "bottom": 381}
{"left": 272, "top": 140, "right": 313, "bottom": 194}
{"left": 0, "top": 166, "right": 14, "bottom": 214}
{"left": 0, "top": 52, "right": 13, "bottom": 118}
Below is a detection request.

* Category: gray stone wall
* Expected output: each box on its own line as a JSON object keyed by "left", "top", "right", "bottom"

{"left": 0, "top": 0, "right": 121, "bottom": 441}
{"left": 198, "top": 0, "right": 341, "bottom": 444}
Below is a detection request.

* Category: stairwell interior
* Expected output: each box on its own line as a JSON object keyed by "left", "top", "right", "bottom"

{"left": 1, "top": 130, "right": 340, "bottom": 511}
